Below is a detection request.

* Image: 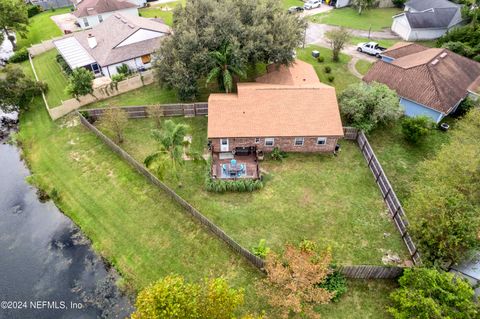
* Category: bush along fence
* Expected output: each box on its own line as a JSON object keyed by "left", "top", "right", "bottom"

{"left": 354, "top": 130, "right": 421, "bottom": 265}
{"left": 82, "top": 103, "right": 208, "bottom": 120}
{"left": 77, "top": 111, "right": 265, "bottom": 271}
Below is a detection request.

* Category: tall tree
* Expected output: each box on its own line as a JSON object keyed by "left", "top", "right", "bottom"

{"left": 0, "top": 0, "right": 29, "bottom": 50}
{"left": 65, "top": 67, "right": 94, "bottom": 100}
{"left": 154, "top": 0, "right": 305, "bottom": 101}
{"left": 144, "top": 120, "right": 189, "bottom": 179}
{"left": 206, "top": 41, "right": 246, "bottom": 93}
{"left": 351, "top": 0, "right": 377, "bottom": 15}
{"left": 388, "top": 268, "right": 478, "bottom": 319}
{"left": 325, "top": 27, "right": 351, "bottom": 62}
{"left": 0, "top": 64, "right": 46, "bottom": 112}
{"left": 98, "top": 107, "right": 129, "bottom": 144}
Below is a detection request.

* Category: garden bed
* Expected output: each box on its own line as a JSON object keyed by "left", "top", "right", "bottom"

{"left": 98, "top": 116, "right": 410, "bottom": 265}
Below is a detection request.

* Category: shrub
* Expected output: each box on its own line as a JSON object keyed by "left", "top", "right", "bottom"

{"left": 65, "top": 67, "right": 94, "bottom": 99}
{"left": 56, "top": 54, "right": 72, "bottom": 75}
{"left": 401, "top": 116, "right": 434, "bottom": 143}
{"left": 391, "top": 0, "right": 405, "bottom": 8}
{"left": 317, "top": 56, "right": 325, "bottom": 63}
{"left": 324, "top": 66, "right": 332, "bottom": 73}
{"left": 317, "top": 271, "right": 348, "bottom": 302}
{"left": 8, "top": 48, "right": 29, "bottom": 63}
{"left": 116, "top": 63, "right": 131, "bottom": 75}
{"left": 299, "top": 239, "right": 317, "bottom": 252}
{"left": 474, "top": 54, "right": 480, "bottom": 62}
{"left": 441, "top": 41, "right": 475, "bottom": 57}
{"left": 270, "top": 147, "right": 286, "bottom": 161}
{"left": 204, "top": 174, "right": 263, "bottom": 193}
{"left": 27, "top": 4, "right": 42, "bottom": 17}
{"left": 252, "top": 239, "right": 270, "bottom": 259}
{"left": 110, "top": 73, "right": 126, "bottom": 90}
{"left": 452, "top": 97, "right": 477, "bottom": 118}
{"left": 327, "top": 75, "right": 335, "bottom": 82}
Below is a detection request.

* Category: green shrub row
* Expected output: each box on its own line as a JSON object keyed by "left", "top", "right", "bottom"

{"left": 8, "top": 48, "right": 29, "bottom": 63}
{"left": 56, "top": 54, "right": 72, "bottom": 75}
{"left": 204, "top": 175, "right": 263, "bottom": 193}
{"left": 27, "top": 4, "right": 43, "bottom": 18}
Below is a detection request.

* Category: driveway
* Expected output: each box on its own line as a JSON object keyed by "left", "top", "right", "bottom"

{"left": 50, "top": 13, "right": 81, "bottom": 33}
{"left": 300, "top": 4, "right": 333, "bottom": 17}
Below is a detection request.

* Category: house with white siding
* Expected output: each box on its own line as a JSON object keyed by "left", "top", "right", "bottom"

{"left": 391, "top": 0, "right": 463, "bottom": 41}
{"left": 72, "top": 0, "right": 144, "bottom": 29}
{"left": 53, "top": 13, "right": 170, "bottom": 77}
{"left": 363, "top": 42, "right": 480, "bottom": 123}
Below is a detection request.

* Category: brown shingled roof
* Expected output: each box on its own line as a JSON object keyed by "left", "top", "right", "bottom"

{"left": 207, "top": 60, "right": 344, "bottom": 138}
{"left": 73, "top": 0, "right": 137, "bottom": 17}
{"left": 364, "top": 47, "right": 480, "bottom": 114}
{"left": 382, "top": 42, "right": 429, "bottom": 59}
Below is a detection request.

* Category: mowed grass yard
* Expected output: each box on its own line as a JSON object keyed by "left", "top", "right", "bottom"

{"left": 297, "top": 45, "right": 360, "bottom": 92}
{"left": 355, "top": 59, "right": 373, "bottom": 75}
{"left": 102, "top": 116, "right": 409, "bottom": 265}
{"left": 310, "top": 7, "right": 401, "bottom": 31}
{"left": 17, "top": 7, "right": 72, "bottom": 49}
{"left": 17, "top": 99, "right": 263, "bottom": 312}
{"left": 31, "top": 49, "right": 70, "bottom": 107}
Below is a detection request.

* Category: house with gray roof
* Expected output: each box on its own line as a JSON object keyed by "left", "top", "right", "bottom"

{"left": 53, "top": 13, "right": 170, "bottom": 78}
{"left": 392, "top": 0, "right": 463, "bottom": 41}
{"left": 72, "top": 0, "right": 144, "bottom": 29}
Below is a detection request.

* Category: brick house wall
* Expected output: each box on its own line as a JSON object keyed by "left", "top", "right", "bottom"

{"left": 210, "top": 136, "right": 341, "bottom": 153}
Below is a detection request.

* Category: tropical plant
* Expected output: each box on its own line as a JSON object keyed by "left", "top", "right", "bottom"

{"left": 206, "top": 41, "right": 246, "bottom": 93}
{"left": 257, "top": 244, "right": 334, "bottom": 319}
{"left": 351, "top": 0, "right": 378, "bottom": 15}
{"left": 388, "top": 268, "right": 478, "bottom": 319}
{"left": 144, "top": 120, "right": 189, "bottom": 179}
{"left": 65, "top": 67, "right": 95, "bottom": 100}
{"left": 252, "top": 239, "right": 270, "bottom": 259}
{"left": 98, "top": 107, "right": 129, "bottom": 144}
{"left": 401, "top": 116, "right": 434, "bottom": 143}
{"left": 270, "top": 147, "right": 287, "bottom": 161}
{"left": 339, "top": 81, "right": 402, "bottom": 133}
{"left": 131, "top": 275, "right": 261, "bottom": 319}
{"left": 116, "top": 63, "right": 131, "bottom": 76}
{"left": 325, "top": 27, "right": 351, "bottom": 62}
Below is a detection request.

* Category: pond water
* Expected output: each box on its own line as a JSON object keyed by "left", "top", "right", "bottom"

{"left": 0, "top": 120, "right": 133, "bottom": 318}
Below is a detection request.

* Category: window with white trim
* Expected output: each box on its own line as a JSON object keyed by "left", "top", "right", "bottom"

{"left": 317, "top": 137, "right": 327, "bottom": 145}
{"left": 265, "top": 138, "right": 274, "bottom": 146}
{"left": 83, "top": 18, "right": 89, "bottom": 27}
{"left": 98, "top": 15, "right": 103, "bottom": 23}
{"left": 255, "top": 138, "right": 260, "bottom": 144}
{"left": 294, "top": 137, "right": 304, "bottom": 146}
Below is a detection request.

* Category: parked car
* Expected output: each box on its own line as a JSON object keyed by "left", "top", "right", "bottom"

{"left": 288, "top": 6, "right": 304, "bottom": 14}
{"left": 356, "top": 42, "right": 387, "bottom": 57}
{"left": 304, "top": 0, "right": 321, "bottom": 10}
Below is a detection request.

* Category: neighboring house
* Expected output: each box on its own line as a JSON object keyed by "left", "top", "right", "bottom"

{"left": 392, "top": 0, "right": 462, "bottom": 41}
{"left": 53, "top": 14, "right": 170, "bottom": 77}
{"left": 363, "top": 42, "right": 480, "bottom": 123}
{"left": 333, "top": 0, "right": 394, "bottom": 8}
{"left": 207, "top": 60, "right": 344, "bottom": 179}
{"left": 72, "top": 0, "right": 142, "bottom": 29}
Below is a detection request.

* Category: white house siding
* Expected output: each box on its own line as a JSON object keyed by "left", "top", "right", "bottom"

{"left": 102, "top": 56, "right": 151, "bottom": 77}
{"left": 335, "top": 0, "right": 350, "bottom": 8}
{"left": 117, "top": 29, "right": 165, "bottom": 47}
{"left": 126, "top": 0, "right": 146, "bottom": 7}
{"left": 407, "top": 28, "right": 448, "bottom": 40}
{"left": 77, "top": 7, "right": 139, "bottom": 29}
{"left": 392, "top": 15, "right": 411, "bottom": 40}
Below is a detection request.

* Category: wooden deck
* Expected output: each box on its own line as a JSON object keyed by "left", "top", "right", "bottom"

{"left": 211, "top": 153, "right": 260, "bottom": 180}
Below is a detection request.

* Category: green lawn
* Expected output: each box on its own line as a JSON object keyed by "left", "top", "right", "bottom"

{"left": 355, "top": 59, "right": 373, "bottom": 76}
{"left": 367, "top": 121, "right": 452, "bottom": 203}
{"left": 297, "top": 45, "right": 360, "bottom": 92}
{"left": 310, "top": 8, "right": 401, "bottom": 31}
{"left": 17, "top": 7, "right": 72, "bottom": 49}
{"left": 281, "top": 0, "right": 304, "bottom": 9}
{"left": 104, "top": 116, "right": 409, "bottom": 265}
{"left": 349, "top": 36, "right": 399, "bottom": 48}
{"left": 31, "top": 49, "right": 70, "bottom": 108}
{"left": 17, "top": 98, "right": 263, "bottom": 312}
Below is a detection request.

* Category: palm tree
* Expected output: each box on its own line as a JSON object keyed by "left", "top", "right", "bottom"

{"left": 206, "top": 41, "right": 246, "bottom": 93}
{"left": 144, "top": 120, "right": 190, "bottom": 179}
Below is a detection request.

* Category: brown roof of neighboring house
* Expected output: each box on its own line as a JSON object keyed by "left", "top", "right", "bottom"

{"left": 207, "top": 60, "right": 344, "bottom": 139}
{"left": 468, "top": 75, "right": 480, "bottom": 95}
{"left": 73, "top": 13, "right": 170, "bottom": 66}
{"left": 364, "top": 45, "right": 480, "bottom": 114}
{"left": 381, "top": 42, "right": 428, "bottom": 59}
{"left": 73, "top": 0, "right": 137, "bottom": 17}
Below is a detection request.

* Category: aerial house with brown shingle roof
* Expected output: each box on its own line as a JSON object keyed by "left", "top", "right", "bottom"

{"left": 207, "top": 60, "right": 344, "bottom": 180}
{"left": 363, "top": 42, "right": 480, "bottom": 123}
{"left": 72, "top": 0, "right": 142, "bottom": 29}
{"left": 53, "top": 13, "right": 170, "bottom": 78}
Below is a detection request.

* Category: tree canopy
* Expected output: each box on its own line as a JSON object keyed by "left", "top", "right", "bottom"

{"left": 65, "top": 67, "right": 94, "bottom": 100}
{"left": 0, "top": 0, "right": 29, "bottom": 50}
{"left": 339, "top": 81, "right": 402, "bottom": 133}
{"left": 407, "top": 108, "right": 480, "bottom": 265}
{"left": 388, "top": 268, "right": 478, "bottom": 319}
{"left": 0, "top": 64, "right": 46, "bottom": 112}
{"left": 154, "top": 0, "right": 306, "bottom": 101}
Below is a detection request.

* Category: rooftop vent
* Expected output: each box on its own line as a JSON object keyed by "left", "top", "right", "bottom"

{"left": 440, "top": 52, "right": 447, "bottom": 58}
{"left": 431, "top": 59, "right": 439, "bottom": 66}
{"left": 87, "top": 34, "right": 97, "bottom": 49}
{"left": 114, "top": 14, "right": 120, "bottom": 18}
{"left": 128, "top": 24, "right": 135, "bottom": 29}
{"left": 121, "top": 18, "right": 127, "bottom": 23}
{"left": 87, "top": 7, "right": 94, "bottom": 10}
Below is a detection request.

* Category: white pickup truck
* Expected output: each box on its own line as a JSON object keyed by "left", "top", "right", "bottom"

{"left": 356, "top": 42, "right": 387, "bottom": 57}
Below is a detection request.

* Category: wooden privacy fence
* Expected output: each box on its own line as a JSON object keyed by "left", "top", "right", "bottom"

{"left": 82, "top": 103, "right": 208, "bottom": 120}
{"left": 337, "top": 265, "right": 404, "bottom": 279}
{"left": 343, "top": 127, "right": 359, "bottom": 140}
{"left": 356, "top": 131, "right": 421, "bottom": 265}
{"left": 77, "top": 111, "right": 264, "bottom": 271}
